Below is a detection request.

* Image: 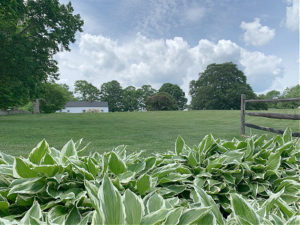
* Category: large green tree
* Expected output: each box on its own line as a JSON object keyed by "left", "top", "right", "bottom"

{"left": 190, "top": 62, "right": 261, "bottom": 110}
{"left": 122, "top": 86, "right": 139, "bottom": 111}
{"left": 40, "top": 83, "right": 74, "bottom": 113}
{"left": 0, "top": 0, "right": 83, "bottom": 109}
{"left": 146, "top": 92, "right": 178, "bottom": 111}
{"left": 136, "top": 85, "right": 157, "bottom": 110}
{"left": 159, "top": 83, "right": 187, "bottom": 110}
{"left": 74, "top": 80, "right": 100, "bottom": 101}
{"left": 100, "top": 80, "right": 124, "bottom": 112}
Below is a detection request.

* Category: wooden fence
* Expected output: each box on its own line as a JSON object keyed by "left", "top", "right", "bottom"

{"left": 240, "top": 94, "right": 300, "bottom": 137}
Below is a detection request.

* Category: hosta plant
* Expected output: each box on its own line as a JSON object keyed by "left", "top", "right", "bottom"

{"left": 0, "top": 128, "right": 299, "bottom": 224}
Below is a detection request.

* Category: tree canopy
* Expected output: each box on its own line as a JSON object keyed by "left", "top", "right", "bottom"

{"left": 190, "top": 62, "right": 260, "bottom": 110}
{"left": 0, "top": 0, "right": 83, "bottom": 109}
{"left": 40, "top": 83, "right": 74, "bottom": 113}
{"left": 159, "top": 83, "right": 187, "bottom": 110}
{"left": 74, "top": 80, "right": 100, "bottom": 101}
{"left": 146, "top": 92, "right": 178, "bottom": 111}
{"left": 259, "top": 90, "right": 281, "bottom": 108}
{"left": 100, "top": 80, "right": 124, "bottom": 112}
{"left": 136, "top": 85, "right": 157, "bottom": 110}
{"left": 278, "top": 85, "right": 300, "bottom": 109}
{"left": 122, "top": 86, "right": 140, "bottom": 111}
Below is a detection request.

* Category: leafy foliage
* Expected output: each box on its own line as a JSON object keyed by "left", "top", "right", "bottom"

{"left": 122, "top": 86, "right": 140, "bottom": 111}
{"left": 136, "top": 85, "right": 157, "bottom": 110}
{"left": 190, "top": 62, "right": 266, "bottom": 110}
{"left": 0, "top": 0, "right": 83, "bottom": 109}
{"left": 278, "top": 85, "right": 300, "bottom": 109}
{"left": 159, "top": 83, "right": 187, "bottom": 110}
{"left": 100, "top": 80, "right": 124, "bottom": 112}
{"left": 40, "top": 83, "right": 75, "bottom": 113}
{"left": 146, "top": 92, "right": 178, "bottom": 111}
{"left": 74, "top": 80, "right": 100, "bottom": 102}
{"left": 0, "top": 130, "right": 299, "bottom": 224}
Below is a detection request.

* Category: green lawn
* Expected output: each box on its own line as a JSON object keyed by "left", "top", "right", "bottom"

{"left": 0, "top": 109, "right": 299, "bottom": 156}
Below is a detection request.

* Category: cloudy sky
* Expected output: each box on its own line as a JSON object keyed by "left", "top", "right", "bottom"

{"left": 57, "top": 0, "right": 299, "bottom": 97}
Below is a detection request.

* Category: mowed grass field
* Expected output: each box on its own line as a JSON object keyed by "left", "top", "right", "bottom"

{"left": 0, "top": 109, "right": 299, "bottom": 156}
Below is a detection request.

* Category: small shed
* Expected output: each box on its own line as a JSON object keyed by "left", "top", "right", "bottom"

{"left": 60, "top": 101, "right": 109, "bottom": 113}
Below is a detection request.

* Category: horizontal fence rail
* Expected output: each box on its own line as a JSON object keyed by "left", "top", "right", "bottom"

{"left": 245, "top": 123, "right": 300, "bottom": 137}
{"left": 241, "top": 94, "right": 300, "bottom": 137}
{"left": 245, "top": 97, "right": 300, "bottom": 103}
{"left": 245, "top": 112, "right": 300, "bottom": 120}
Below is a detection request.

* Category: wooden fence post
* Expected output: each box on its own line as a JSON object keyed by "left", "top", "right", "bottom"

{"left": 241, "top": 94, "right": 246, "bottom": 135}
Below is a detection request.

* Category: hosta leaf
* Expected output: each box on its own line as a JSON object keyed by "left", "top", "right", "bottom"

{"left": 32, "top": 164, "right": 60, "bottom": 177}
{"left": 9, "top": 177, "right": 45, "bottom": 195}
{"left": 231, "top": 193, "right": 260, "bottom": 225}
{"left": 276, "top": 198, "right": 294, "bottom": 218}
{"left": 258, "top": 188, "right": 285, "bottom": 217}
{"left": 99, "top": 175, "right": 125, "bottom": 225}
{"left": 270, "top": 214, "right": 285, "bottom": 225}
{"left": 245, "top": 138, "right": 254, "bottom": 159}
{"left": 108, "top": 152, "right": 127, "bottom": 175}
{"left": 20, "top": 201, "right": 42, "bottom": 224}
{"left": 0, "top": 201, "right": 9, "bottom": 216}
{"left": 48, "top": 205, "right": 67, "bottom": 224}
{"left": 128, "top": 161, "right": 146, "bottom": 173}
{"left": 78, "top": 211, "right": 94, "bottom": 225}
{"left": 196, "top": 212, "right": 216, "bottom": 225}
{"left": 147, "top": 193, "right": 164, "bottom": 213}
{"left": 137, "top": 174, "right": 151, "bottom": 195}
{"left": 60, "top": 140, "right": 77, "bottom": 163}
{"left": 140, "top": 208, "right": 169, "bottom": 225}
{"left": 266, "top": 151, "right": 281, "bottom": 171}
{"left": 0, "top": 152, "right": 14, "bottom": 165}
{"left": 158, "top": 173, "right": 191, "bottom": 184}
{"left": 283, "top": 128, "right": 292, "bottom": 143}
{"left": 15, "top": 195, "right": 34, "bottom": 207}
{"left": 118, "top": 171, "right": 135, "bottom": 183}
{"left": 178, "top": 207, "right": 211, "bottom": 225}
{"left": 29, "top": 139, "right": 50, "bottom": 165}
{"left": 163, "top": 207, "right": 183, "bottom": 225}
{"left": 65, "top": 206, "right": 81, "bottom": 225}
{"left": 188, "top": 151, "right": 198, "bottom": 167}
{"left": 123, "top": 189, "right": 144, "bottom": 225}
{"left": 41, "top": 152, "right": 57, "bottom": 165}
{"left": 144, "top": 157, "right": 156, "bottom": 171}
{"left": 194, "top": 186, "right": 225, "bottom": 225}
{"left": 72, "top": 163, "right": 95, "bottom": 180}
{"left": 13, "top": 157, "right": 38, "bottom": 178}
{"left": 286, "top": 215, "right": 300, "bottom": 225}
{"left": 84, "top": 180, "right": 100, "bottom": 210}
{"left": 175, "top": 136, "right": 185, "bottom": 155}
{"left": 91, "top": 210, "right": 103, "bottom": 225}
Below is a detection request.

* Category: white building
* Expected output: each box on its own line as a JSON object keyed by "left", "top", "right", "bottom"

{"left": 60, "top": 101, "right": 109, "bottom": 113}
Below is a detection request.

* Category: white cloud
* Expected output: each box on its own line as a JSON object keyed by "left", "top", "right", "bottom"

{"left": 285, "top": 0, "right": 299, "bottom": 31}
{"left": 240, "top": 18, "right": 275, "bottom": 46}
{"left": 240, "top": 51, "right": 283, "bottom": 91}
{"left": 56, "top": 33, "right": 283, "bottom": 96}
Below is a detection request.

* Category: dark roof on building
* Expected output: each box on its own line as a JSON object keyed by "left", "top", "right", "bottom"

{"left": 65, "top": 101, "right": 108, "bottom": 107}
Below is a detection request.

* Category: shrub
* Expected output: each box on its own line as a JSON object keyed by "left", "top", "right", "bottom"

{"left": 146, "top": 92, "right": 178, "bottom": 111}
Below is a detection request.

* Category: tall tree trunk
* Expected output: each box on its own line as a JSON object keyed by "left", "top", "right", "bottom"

{"left": 33, "top": 99, "right": 40, "bottom": 114}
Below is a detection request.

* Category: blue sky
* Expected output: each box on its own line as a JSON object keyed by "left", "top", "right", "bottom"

{"left": 57, "top": 0, "right": 299, "bottom": 96}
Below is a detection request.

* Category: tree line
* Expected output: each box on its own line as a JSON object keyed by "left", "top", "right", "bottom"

{"left": 26, "top": 81, "right": 187, "bottom": 113}
{"left": 22, "top": 62, "right": 299, "bottom": 113}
